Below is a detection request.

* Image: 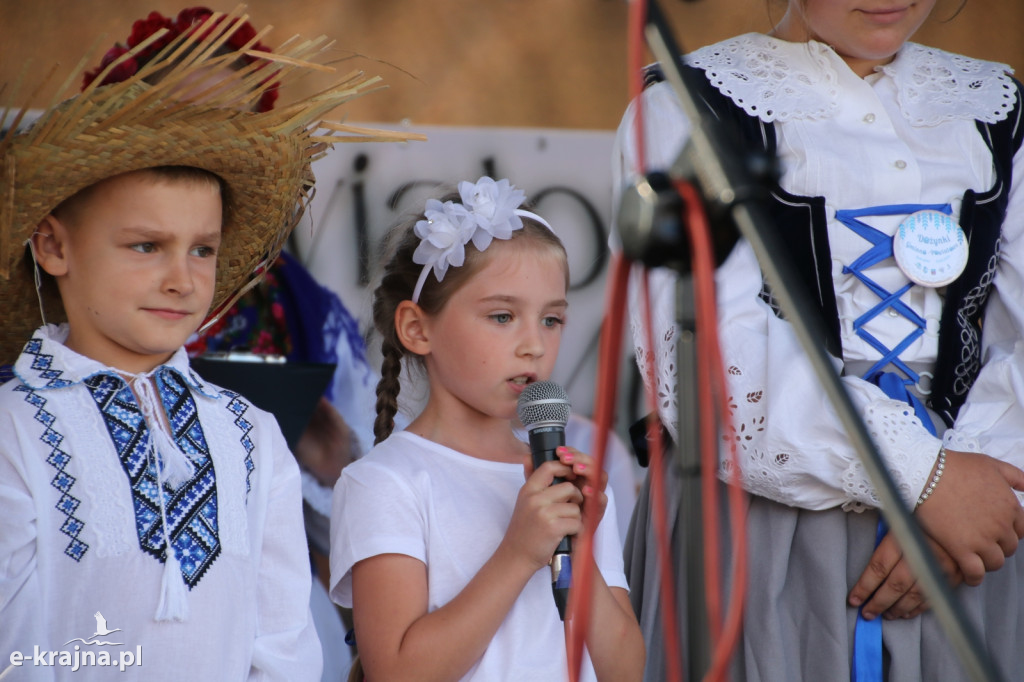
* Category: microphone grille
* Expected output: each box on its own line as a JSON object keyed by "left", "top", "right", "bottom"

{"left": 516, "top": 380, "right": 571, "bottom": 428}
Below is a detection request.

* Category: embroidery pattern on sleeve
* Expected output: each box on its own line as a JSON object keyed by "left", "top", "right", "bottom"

{"left": 221, "top": 390, "right": 256, "bottom": 498}
{"left": 15, "top": 381, "right": 89, "bottom": 561}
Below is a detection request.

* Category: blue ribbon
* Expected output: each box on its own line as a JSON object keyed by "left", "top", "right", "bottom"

{"left": 852, "top": 519, "right": 889, "bottom": 682}
{"left": 839, "top": 204, "right": 946, "bottom": 682}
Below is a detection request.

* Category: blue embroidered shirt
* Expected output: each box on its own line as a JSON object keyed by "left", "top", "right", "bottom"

{"left": 0, "top": 324, "right": 322, "bottom": 680}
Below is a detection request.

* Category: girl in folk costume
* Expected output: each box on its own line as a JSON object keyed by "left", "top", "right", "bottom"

{"left": 329, "top": 177, "right": 645, "bottom": 681}
{"left": 0, "top": 9, "right": 414, "bottom": 680}
{"left": 614, "top": 0, "right": 1024, "bottom": 680}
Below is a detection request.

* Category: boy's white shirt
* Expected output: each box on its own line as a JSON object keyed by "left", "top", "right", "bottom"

{"left": 0, "top": 324, "right": 322, "bottom": 681}
{"left": 613, "top": 34, "right": 1024, "bottom": 512}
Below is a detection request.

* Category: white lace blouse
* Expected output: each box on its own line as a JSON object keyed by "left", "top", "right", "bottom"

{"left": 612, "top": 34, "right": 1024, "bottom": 512}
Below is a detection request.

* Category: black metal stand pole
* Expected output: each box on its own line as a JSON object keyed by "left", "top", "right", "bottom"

{"left": 674, "top": 273, "right": 710, "bottom": 680}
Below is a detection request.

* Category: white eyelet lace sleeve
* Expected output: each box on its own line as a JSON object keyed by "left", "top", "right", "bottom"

{"left": 611, "top": 79, "right": 688, "bottom": 445}
{"left": 713, "top": 240, "right": 939, "bottom": 511}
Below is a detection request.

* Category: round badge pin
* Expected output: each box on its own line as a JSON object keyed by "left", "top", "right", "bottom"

{"left": 892, "top": 210, "right": 968, "bottom": 288}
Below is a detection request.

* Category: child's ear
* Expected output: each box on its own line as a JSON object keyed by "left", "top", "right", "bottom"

{"left": 31, "top": 215, "right": 70, "bottom": 277}
{"left": 395, "top": 300, "right": 431, "bottom": 355}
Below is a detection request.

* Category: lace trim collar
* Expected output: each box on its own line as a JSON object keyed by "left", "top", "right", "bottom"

{"left": 686, "top": 33, "right": 1015, "bottom": 125}
{"left": 14, "top": 323, "right": 218, "bottom": 398}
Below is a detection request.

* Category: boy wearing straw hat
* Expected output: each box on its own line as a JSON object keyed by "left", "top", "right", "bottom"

{"left": 0, "top": 9, "right": 415, "bottom": 680}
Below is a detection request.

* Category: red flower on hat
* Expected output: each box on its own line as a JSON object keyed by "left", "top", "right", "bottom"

{"left": 127, "top": 11, "right": 176, "bottom": 55}
{"left": 174, "top": 7, "right": 214, "bottom": 30}
{"left": 81, "top": 6, "right": 279, "bottom": 112}
{"left": 82, "top": 45, "right": 139, "bottom": 89}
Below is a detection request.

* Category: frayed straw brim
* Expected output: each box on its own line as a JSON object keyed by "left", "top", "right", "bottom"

{"left": 0, "top": 5, "right": 424, "bottom": 366}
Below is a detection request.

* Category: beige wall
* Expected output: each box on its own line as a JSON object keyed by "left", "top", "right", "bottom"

{"left": 2, "top": 0, "right": 1022, "bottom": 130}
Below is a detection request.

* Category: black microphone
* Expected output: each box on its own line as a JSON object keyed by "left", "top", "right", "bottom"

{"left": 516, "top": 380, "right": 573, "bottom": 620}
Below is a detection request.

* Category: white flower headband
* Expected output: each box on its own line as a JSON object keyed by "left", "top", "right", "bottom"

{"left": 411, "top": 176, "right": 553, "bottom": 303}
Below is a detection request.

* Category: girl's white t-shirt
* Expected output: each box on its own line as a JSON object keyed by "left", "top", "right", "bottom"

{"left": 330, "top": 430, "right": 629, "bottom": 682}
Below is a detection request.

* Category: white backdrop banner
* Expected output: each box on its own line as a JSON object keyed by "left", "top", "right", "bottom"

{"left": 291, "top": 123, "right": 641, "bottom": 424}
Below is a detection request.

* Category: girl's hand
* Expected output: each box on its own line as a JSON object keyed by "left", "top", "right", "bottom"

{"left": 914, "top": 450, "right": 1024, "bottom": 585}
{"left": 504, "top": 455, "right": 584, "bottom": 572}
{"left": 555, "top": 445, "right": 609, "bottom": 529}
{"left": 848, "top": 532, "right": 962, "bottom": 620}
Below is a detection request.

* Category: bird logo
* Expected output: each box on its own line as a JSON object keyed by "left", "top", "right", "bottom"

{"left": 63, "top": 612, "right": 124, "bottom": 646}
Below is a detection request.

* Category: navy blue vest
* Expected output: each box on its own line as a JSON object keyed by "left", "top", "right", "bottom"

{"left": 648, "top": 63, "right": 1024, "bottom": 427}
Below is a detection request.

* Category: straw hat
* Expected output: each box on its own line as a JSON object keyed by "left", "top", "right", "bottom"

{"left": 0, "top": 6, "right": 422, "bottom": 365}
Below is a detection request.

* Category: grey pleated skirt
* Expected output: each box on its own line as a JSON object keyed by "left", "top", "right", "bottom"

{"left": 624, "top": 455, "right": 1024, "bottom": 681}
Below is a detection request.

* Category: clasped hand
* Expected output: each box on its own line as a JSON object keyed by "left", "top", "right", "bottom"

{"left": 848, "top": 449, "right": 1024, "bottom": 620}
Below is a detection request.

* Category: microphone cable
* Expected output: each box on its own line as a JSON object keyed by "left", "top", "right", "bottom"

{"left": 563, "top": 2, "right": 751, "bottom": 680}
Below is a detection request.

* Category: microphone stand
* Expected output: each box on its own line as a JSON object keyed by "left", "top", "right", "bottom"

{"left": 616, "top": 2, "right": 1001, "bottom": 680}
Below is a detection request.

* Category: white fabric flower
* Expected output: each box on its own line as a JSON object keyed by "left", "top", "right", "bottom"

{"left": 410, "top": 177, "right": 552, "bottom": 303}
{"left": 412, "top": 198, "right": 475, "bottom": 282}
{"left": 459, "top": 177, "right": 527, "bottom": 251}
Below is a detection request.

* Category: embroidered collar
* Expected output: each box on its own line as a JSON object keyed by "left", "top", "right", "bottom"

{"left": 687, "top": 33, "right": 1015, "bottom": 125}
{"left": 13, "top": 323, "right": 218, "bottom": 398}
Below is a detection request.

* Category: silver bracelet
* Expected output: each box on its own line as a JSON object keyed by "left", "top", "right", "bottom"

{"left": 916, "top": 447, "right": 947, "bottom": 507}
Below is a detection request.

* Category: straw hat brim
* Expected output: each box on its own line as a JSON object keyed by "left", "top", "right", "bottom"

{"left": 0, "top": 9, "right": 424, "bottom": 366}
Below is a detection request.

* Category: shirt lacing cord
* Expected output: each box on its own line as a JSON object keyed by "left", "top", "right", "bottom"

{"left": 838, "top": 203, "right": 949, "bottom": 682}
{"left": 123, "top": 369, "right": 194, "bottom": 622}
{"left": 837, "top": 202, "right": 951, "bottom": 427}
